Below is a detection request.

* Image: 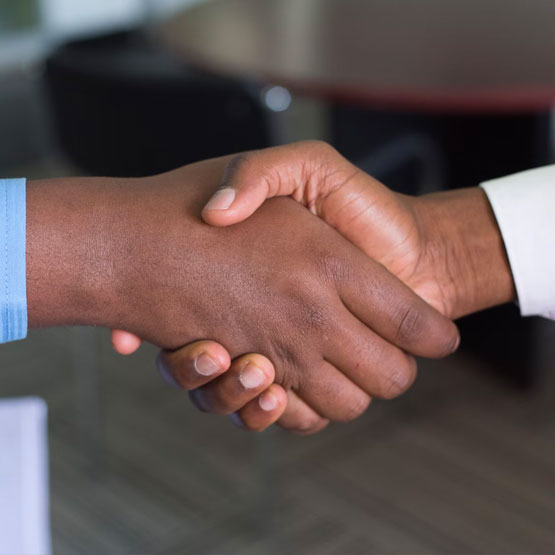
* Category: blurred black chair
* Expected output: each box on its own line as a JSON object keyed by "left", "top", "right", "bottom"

{"left": 44, "top": 29, "right": 270, "bottom": 177}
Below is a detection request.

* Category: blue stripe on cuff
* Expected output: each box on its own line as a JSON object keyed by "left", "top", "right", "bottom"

{"left": 0, "top": 178, "right": 27, "bottom": 343}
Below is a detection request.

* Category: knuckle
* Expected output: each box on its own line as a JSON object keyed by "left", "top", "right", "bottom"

{"left": 227, "top": 152, "right": 254, "bottom": 172}
{"left": 379, "top": 357, "right": 418, "bottom": 400}
{"left": 277, "top": 413, "right": 327, "bottom": 435}
{"left": 289, "top": 413, "right": 324, "bottom": 435}
{"left": 395, "top": 304, "right": 425, "bottom": 346}
{"left": 302, "top": 139, "right": 337, "bottom": 158}
{"left": 270, "top": 350, "right": 301, "bottom": 390}
{"left": 437, "top": 327, "right": 461, "bottom": 358}
{"left": 380, "top": 377, "right": 405, "bottom": 400}
{"left": 347, "top": 394, "right": 372, "bottom": 420}
{"left": 317, "top": 251, "right": 352, "bottom": 286}
{"left": 300, "top": 302, "right": 330, "bottom": 334}
{"left": 336, "top": 394, "right": 372, "bottom": 422}
{"left": 285, "top": 279, "right": 335, "bottom": 336}
{"left": 221, "top": 152, "right": 258, "bottom": 186}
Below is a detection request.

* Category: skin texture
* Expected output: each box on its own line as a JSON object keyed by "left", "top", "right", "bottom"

{"left": 116, "top": 141, "right": 515, "bottom": 434}
{"left": 26, "top": 154, "right": 459, "bottom": 426}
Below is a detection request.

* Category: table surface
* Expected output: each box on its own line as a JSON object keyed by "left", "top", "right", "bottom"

{"left": 159, "top": 0, "right": 555, "bottom": 113}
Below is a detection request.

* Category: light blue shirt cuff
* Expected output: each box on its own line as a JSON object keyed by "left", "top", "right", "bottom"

{"left": 0, "top": 179, "right": 27, "bottom": 342}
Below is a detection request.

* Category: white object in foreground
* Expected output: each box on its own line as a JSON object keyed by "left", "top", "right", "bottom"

{"left": 0, "top": 397, "right": 51, "bottom": 555}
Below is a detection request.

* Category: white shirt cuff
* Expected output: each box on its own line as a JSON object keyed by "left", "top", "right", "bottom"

{"left": 480, "top": 166, "right": 555, "bottom": 320}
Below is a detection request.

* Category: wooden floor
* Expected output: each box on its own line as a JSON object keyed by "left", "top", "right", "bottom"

{"left": 0, "top": 323, "right": 554, "bottom": 555}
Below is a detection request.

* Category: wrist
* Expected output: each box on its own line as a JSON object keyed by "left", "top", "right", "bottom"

{"left": 26, "top": 177, "right": 131, "bottom": 329}
{"left": 411, "top": 188, "right": 516, "bottom": 319}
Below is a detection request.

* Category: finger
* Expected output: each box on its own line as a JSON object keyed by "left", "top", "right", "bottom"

{"left": 294, "top": 359, "right": 372, "bottom": 422}
{"left": 325, "top": 312, "right": 418, "bottom": 400}
{"left": 188, "top": 353, "right": 275, "bottom": 415}
{"left": 276, "top": 390, "right": 330, "bottom": 435}
{"left": 333, "top": 249, "right": 460, "bottom": 358}
{"left": 201, "top": 141, "right": 338, "bottom": 227}
{"left": 111, "top": 329, "right": 142, "bottom": 355}
{"left": 156, "top": 341, "right": 231, "bottom": 390}
{"left": 230, "top": 384, "right": 288, "bottom": 432}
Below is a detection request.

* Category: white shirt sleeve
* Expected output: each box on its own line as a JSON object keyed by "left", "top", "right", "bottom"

{"left": 480, "top": 166, "right": 555, "bottom": 320}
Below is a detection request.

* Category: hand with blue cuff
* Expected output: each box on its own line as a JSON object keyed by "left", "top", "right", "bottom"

{"left": 23, "top": 154, "right": 458, "bottom": 431}
{"left": 113, "top": 142, "right": 515, "bottom": 433}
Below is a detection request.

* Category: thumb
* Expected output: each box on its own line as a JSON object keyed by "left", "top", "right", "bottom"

{"left": 201, "top": 145, "right": 310, "bottom": 226}
{"left": 201, "top": 182, "right": 270, "bottom": 227}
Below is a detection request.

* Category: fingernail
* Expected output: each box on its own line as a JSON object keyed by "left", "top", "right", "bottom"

{"left": 229, "top": 412, "right": 245, "bottom": 429}
{"left": 195, "top": 353, "right": 220, "bottom": 376}
{"left": 259, "top": 391, "right": 278, "bottom": 412}
{"left": 204, "top": 188, "right": 236, "bottom": 211}
{"left": 239, "top": 363, "right": 266, "bottom": 389}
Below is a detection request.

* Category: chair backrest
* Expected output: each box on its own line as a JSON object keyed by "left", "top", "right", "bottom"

{"left": 45, "top": 30, "right": 270, "bottom": 177}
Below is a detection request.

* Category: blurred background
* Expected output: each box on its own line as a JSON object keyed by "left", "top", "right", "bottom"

{"left": 1, "top": 0, "right": 555, "bottom": 553}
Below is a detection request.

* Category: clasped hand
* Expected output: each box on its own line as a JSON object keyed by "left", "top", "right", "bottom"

{"left": 111, "top": 142, "right": 460, "bottom": 434}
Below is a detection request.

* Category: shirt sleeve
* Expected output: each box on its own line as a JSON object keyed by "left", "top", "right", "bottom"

{"left": 480, "top": 166, "right": 555, "bottom": 320}
{"left": 0, "top": 179, "right": 27, "bottom": 342}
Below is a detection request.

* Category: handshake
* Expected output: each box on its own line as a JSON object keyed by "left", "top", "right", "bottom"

{"left": 27, "top": 141, "right": 514, "bottom": 434}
